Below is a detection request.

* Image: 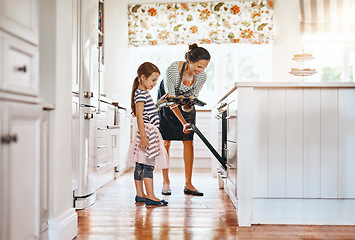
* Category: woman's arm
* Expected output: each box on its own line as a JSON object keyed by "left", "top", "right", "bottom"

{"left": 165, "top": 62, "right": 180, "bottom": 109}
{"left": 192, "top": 73, "right": 207, "bottom": 97}
{"left": 165, "top": 63, "right": 179, "bottom": 97}
{"left": 136, "top": 102, "right": 149, "bottom": 150}
{"left": 171, "top": 106, "right": 191, "bottom": 134}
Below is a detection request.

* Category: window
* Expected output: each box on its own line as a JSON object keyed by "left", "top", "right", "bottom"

{"left": 303, "top": 36, "right": 355, "bottom": 82}
{"left": 129, "top": 44, "right": 272, "bottom": 108}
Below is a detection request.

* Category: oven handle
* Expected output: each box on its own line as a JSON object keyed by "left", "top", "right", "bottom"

{"left": 215, "top": 112, "right": 224, "bottom": 119}
{"left": 189, "top": 123, "right": 226, "bottom": 170}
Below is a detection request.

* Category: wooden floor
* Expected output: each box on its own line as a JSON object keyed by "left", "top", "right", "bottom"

{"left": 76, "top": 168, "right": 355, "bottom": 240}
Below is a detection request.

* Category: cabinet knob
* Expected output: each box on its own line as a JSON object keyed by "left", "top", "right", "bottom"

{"left": 1, "top": 135, "right": 11, "bottom": 143}
{"left": 84, "top": 91, "right": 94, "bottom": 98}
{"left": 10, "top": 134, "right": 17, "bottom": 142}
{"left": 17, "top": 65, "right": 27, "bottom": 73}
{"left": 1, "top": 134, "right": 17, "bottom": 143}
{"left": 84, "top": 112, "right": 94, "bottom": 120}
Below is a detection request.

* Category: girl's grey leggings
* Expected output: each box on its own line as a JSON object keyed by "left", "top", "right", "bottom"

{"left": 134, "top": 162, "right": 154, "bottom": 180}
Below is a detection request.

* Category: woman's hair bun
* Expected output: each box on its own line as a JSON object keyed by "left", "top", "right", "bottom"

{"left": 188, "top": 43, "right": 198, "bottom": 51}
{"left": 185, "top": 43, "right": 211, "bottom": 63}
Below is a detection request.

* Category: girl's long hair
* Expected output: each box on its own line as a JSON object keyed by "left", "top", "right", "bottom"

{"left": 131, "top": 62, "right": 160, "bottom": 116}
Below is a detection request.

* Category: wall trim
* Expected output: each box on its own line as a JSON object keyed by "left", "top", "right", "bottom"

{"left": 252, "top": 199, "right": 355, "bottom": 225}
{"left": 48, "top": 208, "right": 78, "bottom": 240}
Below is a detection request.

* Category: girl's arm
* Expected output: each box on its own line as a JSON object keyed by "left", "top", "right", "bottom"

{"left": 136, "top": 102, "right": 149, "bottom": 150}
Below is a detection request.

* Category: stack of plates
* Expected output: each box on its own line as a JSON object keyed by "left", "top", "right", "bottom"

{"left": 289, "top": 70, "right": 317, "bottom": 76}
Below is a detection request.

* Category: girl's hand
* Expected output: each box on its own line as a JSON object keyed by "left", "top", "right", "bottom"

{"left": 139, "top": 135, "right": 149, "bottom": 151}
{"left": 183, "top": 123, "right": 192, "bottom": 134}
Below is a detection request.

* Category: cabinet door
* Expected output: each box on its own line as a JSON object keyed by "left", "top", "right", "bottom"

{"left": 72, "top": 96, "right": 79, "bottom": 191}
{"left": 72, "top": 0, "right": 80, "bottom": 93}
{"left": 79, "top": 0, "right": 99, "bottom": 107}
{"left": 0, "top": 0, "right": 39, "bottom": 45}
{"left": 0, "top": 101, "right": 41, "bottom": 240}
{"left": 41, "top": 109, "right": 49, "bottom": 237}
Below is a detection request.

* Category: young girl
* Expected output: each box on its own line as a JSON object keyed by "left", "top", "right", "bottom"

{"left": 127, "top": 62, "right": 169, "bottom": 206}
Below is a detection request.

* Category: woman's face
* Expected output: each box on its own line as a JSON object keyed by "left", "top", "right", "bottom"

{"left": 188, "top": 59, "right": 209, "bottom": 76}
{"left": 141, "top": 72, "right": 160, "bottom": 90}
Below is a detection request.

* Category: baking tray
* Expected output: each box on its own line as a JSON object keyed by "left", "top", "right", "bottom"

{"left": 165, "top": 96, "right": 206, "bottom": 106}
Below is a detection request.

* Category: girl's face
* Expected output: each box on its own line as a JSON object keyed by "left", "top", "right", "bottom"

{"left": 188, "top": 59, "right": 209, "bottom": 76}
{"left": 140, "top": 72, "right": 160, "bottom": 90}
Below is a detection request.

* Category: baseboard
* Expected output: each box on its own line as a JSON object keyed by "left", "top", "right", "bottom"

{"left": 48, "top": 208, "right": 78, "bottom": 240}
{"left": 252, "top": 198, "right": 355, "bottom": 225}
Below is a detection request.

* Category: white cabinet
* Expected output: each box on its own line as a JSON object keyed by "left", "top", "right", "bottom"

{"left": 0, "top": 0, "right": 39, "bottom": 45}
{"left": 95, "top": 101, "right": 118, "bottom": 169}
{"left": 0, "top": 0, "right": 42, "bottom": 237}
{"left": 0, "top": 101, "right": 41, "bottom": 240}
{"left": 94, "top": 100, "right": 121, "bottom": 189}
{"left": 215, "top": 82, "right": 355, "bottom": 226}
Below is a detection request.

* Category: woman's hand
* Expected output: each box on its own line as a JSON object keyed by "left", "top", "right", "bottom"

{"left": 139, "top": 135, "right": 149, "bottom": 151}
{"left": 183, "top": 123, "right": 192, "bottom": 134}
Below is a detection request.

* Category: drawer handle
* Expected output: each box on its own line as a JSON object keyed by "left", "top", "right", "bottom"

{"left": 96, "top": 163, "right": 106, "bottom": 169}
{"left": 97, "top": 127, "right": 107, "bottom": 130}
{"left": 97, "top": 145, "right": 107, "bottom": 149}
{"left": 107, "top": 125, "right": 120, "bottom": 129}
{"left": 17, "top": 65, "right": 27, "bottom": 73}
{"left": 226, "top": 116, "right": 237, "bottom": 119}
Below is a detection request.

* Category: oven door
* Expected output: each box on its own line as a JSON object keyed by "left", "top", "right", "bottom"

{"left": 226, "top": 95, "right": 238, "bottom": 195}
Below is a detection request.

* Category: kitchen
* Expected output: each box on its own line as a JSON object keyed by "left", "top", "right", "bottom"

{"left": 1, "top": 0, "right": 355, "bottom": 239}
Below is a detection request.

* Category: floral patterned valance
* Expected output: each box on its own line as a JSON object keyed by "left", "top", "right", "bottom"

{"left": 128, "top": 1, "right": 274, "bottom": 47}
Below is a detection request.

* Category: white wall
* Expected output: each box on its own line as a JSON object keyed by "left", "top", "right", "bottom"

{"left": 104, "top": 0, "right": 130, "bottom": 104}
{"left": 39, "top": 0, "right": 78, "bottom": 239}
{"left": 104, "top": 0, "right": 303, "bottom": 106}
{"left": 272, "top": 0, "right": 303, "bottom": 82}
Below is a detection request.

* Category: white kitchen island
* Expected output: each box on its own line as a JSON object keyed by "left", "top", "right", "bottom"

{"left": 213, "top": 82, "right": 355, "bottom": 227}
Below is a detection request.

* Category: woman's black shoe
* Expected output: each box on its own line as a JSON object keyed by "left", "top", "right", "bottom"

{"left": 184, "top": 187, "right": 203, "bottom": 196}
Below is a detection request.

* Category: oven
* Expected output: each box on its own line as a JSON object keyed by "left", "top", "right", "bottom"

{"left": 216, "top": 91, "right": 238, "bottom": 195}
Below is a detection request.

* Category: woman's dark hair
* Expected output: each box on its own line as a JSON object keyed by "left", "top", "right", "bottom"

{"left": 131, "top": 62, "right": 160, "bottom": 116}
{"left": 184, "top": 43, "right": 211, "bottom": 63}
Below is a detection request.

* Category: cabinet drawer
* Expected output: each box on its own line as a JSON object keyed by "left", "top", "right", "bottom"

{"left": 0, "top": 0, "right": 39, "bottom": 45}
{"left": 96, "top": 136, "right": 109, "bottom": 157}
{"left": 0, "top": 33, "right": 38, "bottom": 96}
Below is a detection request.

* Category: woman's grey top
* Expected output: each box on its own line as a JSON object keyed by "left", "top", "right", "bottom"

{"left": 164, "top": 61, "right": 207, "bottom": 98}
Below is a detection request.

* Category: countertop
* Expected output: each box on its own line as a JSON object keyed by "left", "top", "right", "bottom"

{"left": 216, "top": 82, "right": 355, "bottom": 105}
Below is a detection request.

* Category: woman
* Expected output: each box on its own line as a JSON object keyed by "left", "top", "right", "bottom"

{"left": 157, "top": 43, "right": 210, "bottom": 196}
